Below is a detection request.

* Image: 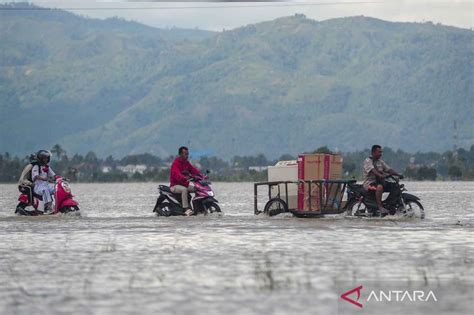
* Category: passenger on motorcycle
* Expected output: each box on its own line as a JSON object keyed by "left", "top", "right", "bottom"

{"left": 169, "top": 146, "right": 201, "bottom": 216}
{"left": 31, "top": 150, "right": 57, "bottom": 213}
{"left": 363, "top": 145, "right": 403, "bottom": 215}
{"left": 17, "top": 154, "right": 38, "bottom": 205}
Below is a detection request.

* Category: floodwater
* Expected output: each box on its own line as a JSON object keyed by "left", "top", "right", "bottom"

{"left": 0, "top": 182, "right": 472, "bottom": 315}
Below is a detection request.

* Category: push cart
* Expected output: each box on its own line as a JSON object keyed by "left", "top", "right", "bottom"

{"left": 254, "top": 179, "right": 356, "bottom": 218}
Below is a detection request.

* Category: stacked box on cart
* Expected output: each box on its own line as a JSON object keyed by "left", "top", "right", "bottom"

{"left": 297, "top": 154, "right": 343, "bottom": 211}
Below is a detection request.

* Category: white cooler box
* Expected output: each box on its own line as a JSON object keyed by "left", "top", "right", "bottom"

{"left": 267, "top": 160, "right": 298, "bottom": 210}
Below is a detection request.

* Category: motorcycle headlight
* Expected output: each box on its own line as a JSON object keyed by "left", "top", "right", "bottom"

{"left": 61, "top": 182, "right": 71, "bottom": 193}
{"left": 207, "top": 191, "right": 214, "bottom": 197}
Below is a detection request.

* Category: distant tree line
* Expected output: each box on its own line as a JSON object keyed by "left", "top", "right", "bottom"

{"left": 0, "top": 144, "right": 473, "bottom": 183}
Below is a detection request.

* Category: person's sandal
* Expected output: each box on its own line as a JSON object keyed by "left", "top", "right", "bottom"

{"left": 44, "top": 203, "right": 53, "bottom": 215}
{"left": 185, "top": 208, "right": 194, "bottom": 216}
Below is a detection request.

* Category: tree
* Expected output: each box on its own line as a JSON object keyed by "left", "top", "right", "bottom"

{"left": 105, "top": 155, "right": 116, "bottom": 167}
{"left": 343, "top": 162, "right": 356, "bottom": 174}
{"left": 119, "top": 153, "right": 162, "bottom": 166}
{"left": 85, "top": 151, "right": 99, "bottom": 165}
{"left": 278, "top": 154, "right": 296, "bottom": 161}
{"left": 199, "top": 156, "right": 229, "bottom": 172}
{"left": 448, "top": 165, "right": 462, "bottom": 179}
{"left": 51, "top": 144, "right": 66, "bottom": 160}
{"left": 417, "top": 166, "right": 437, "bottom": 180}
{"left": 311, "top": 146, "right": 333, "bottom": 154}
{"left": 232, "top": 154, "right": 270, "bottom": 168}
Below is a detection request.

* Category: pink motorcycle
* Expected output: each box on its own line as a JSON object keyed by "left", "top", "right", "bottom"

{"left": 153, "top": 171, "right": 221, "bottom": 216}
{"left": 15, "top": 176, "right": 80, "bottom": 216}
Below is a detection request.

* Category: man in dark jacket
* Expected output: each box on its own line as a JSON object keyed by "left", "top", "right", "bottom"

{"left": 363, "top": 145, "right": 402, "bottom": 214}
{"left": 170, "top": 146, "right": 201, "bottom": 215}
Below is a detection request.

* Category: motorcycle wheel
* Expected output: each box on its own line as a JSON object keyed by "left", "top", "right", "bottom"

{"left": 59, "top": 206, "right": 80, "bottom": 215}
{"left": 60, "top": 206, "right": 79, "bottom": 212}
{"left": 345, "top": 200, "right": 368, "bottom": 217}
{"left": 204, "top": 201, "right": 221, "bottom": 214}
{"left": 155, "top": 203, "right": 173, "bottom": 217}
{"left": 15, "top": 206, "right": 43, "bottom": 216}
{"left": 263, "top": 198, "right": 288, "bottom": 217}
{"left": 403, "top": 200, "right": 425, "bottom": 219}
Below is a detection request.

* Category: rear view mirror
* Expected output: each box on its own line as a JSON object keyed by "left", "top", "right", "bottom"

{"left": 205, "top": 169, "right": 210, "bottom": 174}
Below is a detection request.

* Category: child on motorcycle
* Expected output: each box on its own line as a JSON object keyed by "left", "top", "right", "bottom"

{"left": 31, "top": 150, "right": 57, "bottom": 213}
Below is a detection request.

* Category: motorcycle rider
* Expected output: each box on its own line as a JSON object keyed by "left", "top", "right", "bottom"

{"left": 31, "top": 150, "right": 57, "bottom": 213}
{"left": 363, "top": 145, "right": 403, "bottom": 215}
{"left": 169, "top": 146, "right": 201, "bottom": 216}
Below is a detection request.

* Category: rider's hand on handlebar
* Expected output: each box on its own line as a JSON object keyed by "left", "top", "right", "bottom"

{"left": 398, "top": 174, "right": 404, "bottom": 180}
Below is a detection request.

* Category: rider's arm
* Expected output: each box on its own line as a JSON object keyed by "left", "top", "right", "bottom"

{"left": 370, "top": 168, "right": 386, "bottom": 179}
{"left": 381, "top": 160, "right": 401, "bottom": 177}
{"left": 171, "top": 162, "right": 188, "bottom": 183}
{"left": 48, "top": 166, "right": 56, "bottom": 179}
{"left": 31, "top": 165, "right": 47, "bottom": 181}
{"left": 187, "top": 161, "right": 201, "bottom": 176}
{"left": 387, "top": 169, "right": 401, "bottom": 177}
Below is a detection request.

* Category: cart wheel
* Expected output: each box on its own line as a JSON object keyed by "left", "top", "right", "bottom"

{"left": 263, "top": 198, "right": 288, "bottom": 217}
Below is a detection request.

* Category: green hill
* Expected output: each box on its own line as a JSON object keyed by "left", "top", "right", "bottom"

{"left": 1, "top": 4, "right": 472, "bottom": 158}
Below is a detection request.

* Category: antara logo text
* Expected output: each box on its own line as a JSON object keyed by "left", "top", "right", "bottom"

{"left": 340, "top": 285, "right": 438, "bottom": 308}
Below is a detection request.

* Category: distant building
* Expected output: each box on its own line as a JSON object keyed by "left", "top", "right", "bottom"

{"left": 102, "top": 166, "right": 112, "bottom": 173}
{"left": 117, "top": 164, "right": 147, "bottom": 175}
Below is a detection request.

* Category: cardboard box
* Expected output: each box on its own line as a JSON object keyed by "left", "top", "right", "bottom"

{"left": 297, "top": 154, "right": 343, "bottom": 211}
{"left": 297, "top": 154, "right": 343, "bottom": 181}
{"left": 297, "top": 182, "right": 322, "bottom": 211}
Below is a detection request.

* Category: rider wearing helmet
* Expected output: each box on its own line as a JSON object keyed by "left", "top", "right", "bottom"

{"left": 31, "top": 150, "right": 57, "bottom": 213}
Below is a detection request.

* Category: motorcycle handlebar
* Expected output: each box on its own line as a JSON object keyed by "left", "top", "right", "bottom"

{"left": 387, "top": 174, "right": 404, "bottom": 182}
{"left": 188, "top": 175, "right": 208, "bottom": 183}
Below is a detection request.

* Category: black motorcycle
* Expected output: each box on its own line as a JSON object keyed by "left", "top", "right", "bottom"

{"left": 153, "top": 172, "right": 221, "bottom": 216}
{"left": 345, "top": 175, "right": 425, "bottom": 219}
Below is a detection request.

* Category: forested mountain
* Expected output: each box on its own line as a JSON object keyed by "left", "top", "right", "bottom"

{"left": 1, "top": 3, "right": 472, "bottom": 158}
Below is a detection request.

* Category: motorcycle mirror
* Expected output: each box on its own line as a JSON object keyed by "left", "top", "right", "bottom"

{"left": 205, "top": 169, "right": 210, "bottom": 174}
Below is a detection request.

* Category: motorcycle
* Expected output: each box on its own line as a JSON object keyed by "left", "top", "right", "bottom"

{"left": 15, "top": 176, "right": 80, "bottom": 216}
{"left": 344, "top": 175, "right": 424, "bottom": 219}
{"left": 153, "top": 171, "right": 221, "bottom": 216}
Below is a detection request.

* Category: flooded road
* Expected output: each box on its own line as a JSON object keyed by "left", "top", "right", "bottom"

{"left": 0, "top": 182, "right": 472, "bottom": 314}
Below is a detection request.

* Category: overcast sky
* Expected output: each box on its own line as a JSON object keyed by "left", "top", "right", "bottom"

{"left": 1, "top": 1, "right": 473, "bottom": 31}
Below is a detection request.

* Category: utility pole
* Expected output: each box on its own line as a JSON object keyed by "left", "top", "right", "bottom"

{"left": 453, "top": 120, "right": 459, "bottom": 160}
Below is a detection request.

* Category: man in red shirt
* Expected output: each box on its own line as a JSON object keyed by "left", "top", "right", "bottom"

{"left": 170, "top": 146, "right": 201, "bottom": 215}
